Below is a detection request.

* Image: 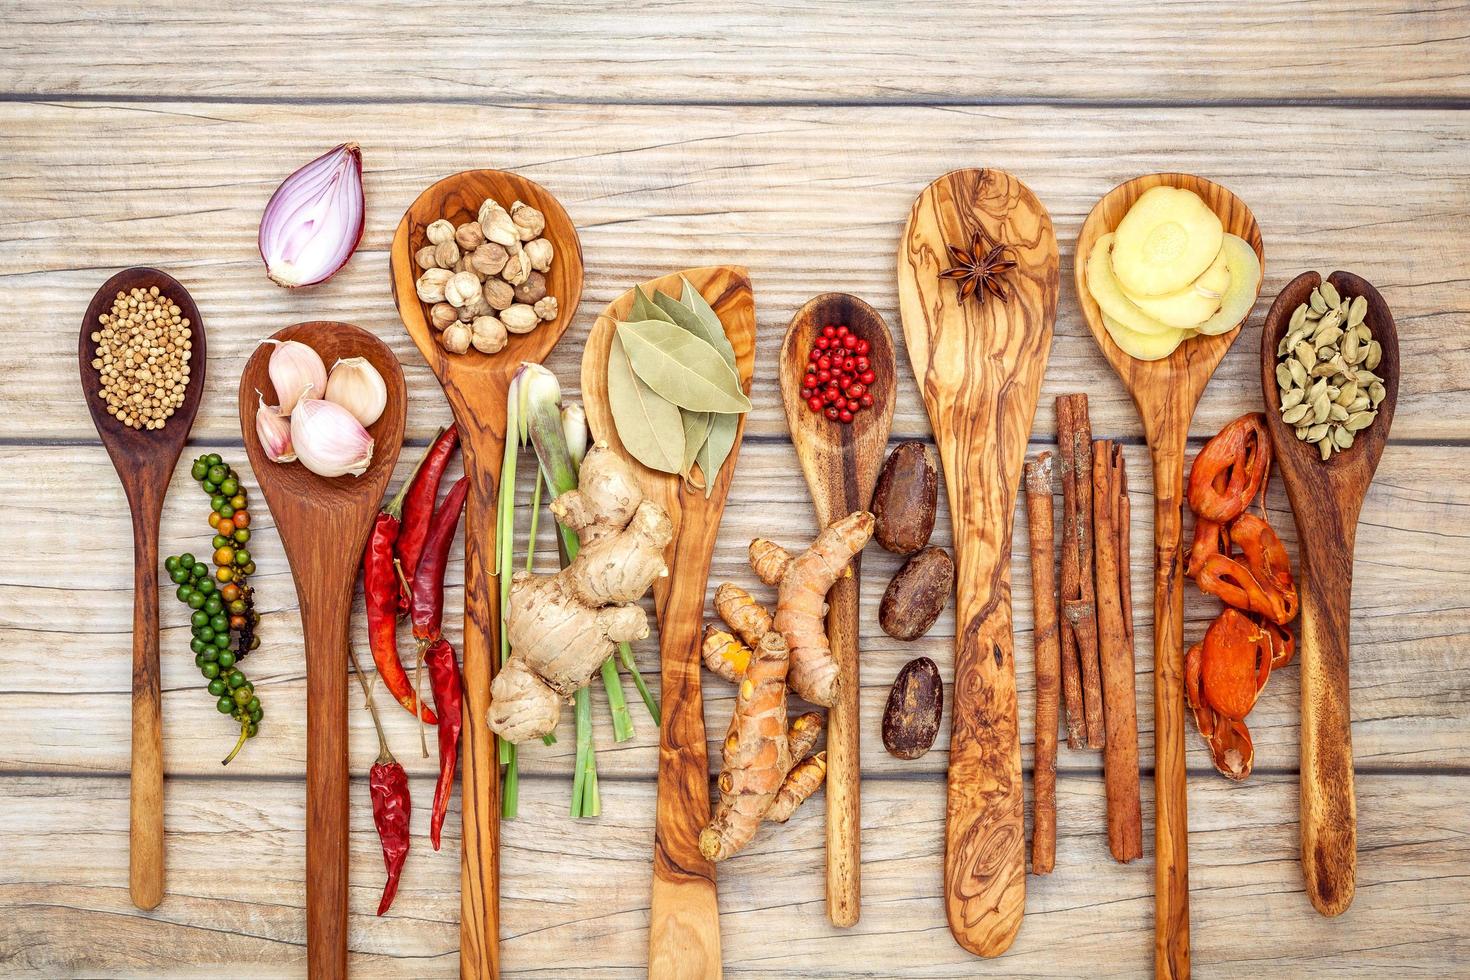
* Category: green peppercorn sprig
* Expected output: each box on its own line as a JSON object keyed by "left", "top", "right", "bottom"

{"left": 166, "top": 551, "right": 263, "bottom": 764}
{"left": 165, "top": 452, "right": 265, "bottom": 765}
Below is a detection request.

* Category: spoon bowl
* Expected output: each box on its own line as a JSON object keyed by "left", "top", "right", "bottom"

{"left": 390, "top": 168, "right": 582, "bottom": 980}
{"left": 78, "top": 266, "right": 206, "bottom": 912}
{"left": 238, "top": 321, "right": 406, "bottom": 980}
{"left": 779, "top": 292, "right": 896, "bottom": 926}
{"left": 1259, "top": 270, "right": 1399, "bottom": 917}
{"left": 1075, "top": 172, "right": 1263, "bottom": 980}
{"left": 581, "top": 267, "right": 756, "bottom": 979}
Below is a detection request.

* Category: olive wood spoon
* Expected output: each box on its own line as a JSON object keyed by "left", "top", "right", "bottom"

{"left": 1075, "top": 172, "right": 1264, "bottom": 979}
{"left": 1259, "top": 270, "right": 1398, "bottom": 917}
{"left": 582, "top": 267, "right": 756, "bottom": 979}
{"left": 391, "top": 169, "right": 583, "bottom": 980}
{"left": 898, "top": 168, "right": 1057, "bottom": 957}
{"left": 79, "top": 267, "right": 207, "bottom": 912}
{"left": 239, "top": 321, "right": 406, "bottom": 980}
{"left": 778, "top": 293, "right": 895, "bottom": 927}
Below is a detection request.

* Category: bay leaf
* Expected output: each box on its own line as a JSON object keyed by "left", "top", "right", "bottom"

{"left": 631, "top": 285, "right": 675, "bottom": 326}
{"left": 606, "top": 332, "right": 684, "bottom": 475}
{"left": 654, "top": 288, "right": 727, "bottom": 360}
{"left": 617, "top": 320, "right": 753, "bottom": 414}
{"left": 680, "top": 409, "right": 712, "bottom": 488}
{"left": 681, "top": 277, "right": 738, "bottom": 369}
{"left": 696, "top": 411, "right": 740, "bottom": 499}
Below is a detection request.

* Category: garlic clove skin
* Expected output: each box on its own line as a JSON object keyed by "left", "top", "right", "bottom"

{"left": 324, "top": 356, "right": 388, "bottom": 428}
{"left": 290, "top": 396, "right": 375, "bottom": 478}
{"left": 255, "top": 392, "right": 296, "bottom": 463}
{"left": 262, "top": 339, "right": 328, "bottom": 415}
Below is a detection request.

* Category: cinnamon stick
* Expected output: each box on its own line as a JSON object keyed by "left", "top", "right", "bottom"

{"left": 1054, "top": 421, "right": 1085, "bottom": 748}
{"left": 1092, "top": 440, "right": 1142, "bottom": 863}
{"left": 1024, "top": 453, "right": 1058, "bottom": 875}
{"left": 1057, "top": 394, "right": 1104, "bottom": 749}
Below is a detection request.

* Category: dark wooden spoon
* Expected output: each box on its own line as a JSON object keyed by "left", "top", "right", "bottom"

{"left": 778, "top": 293, "right": 896, "bottom": 927}
{"left": 78, "top": 267, "right": 207, "bottom": 912}
{"left": 1259, "top": 271, "right": 1399, "bottom": 917}
{"left": 238, "top": 322, "right": 406, "bottom": 980}
{"left": 390, "top": 169, "right": 582, "bottom": 980}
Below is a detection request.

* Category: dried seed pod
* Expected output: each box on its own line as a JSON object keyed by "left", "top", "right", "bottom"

{"left": 469, "top": 242, "right": 509, "bottom": 278}
{"left": 440, "top": 321, "right": 471, "bottom": 354}
{"left": 433, "top": 239, "right": 461, "bottom": 269}
{"left": 415, "top": 245, "right": 439, "bottom": 270}
{"left": 426, "top": 219, "right": 455, "bottom": 245}
{"left": 483, "top": 277, "right": 515, "bottom": 311}
{"left": 416, "top": 268, "right": 453, "bottom": 303}
{"left": 455, "top": 221, "right": 485, "bottom": 250}
{"left": 430, "top": 302, "right": 458, "bottom": 331}
{"left": 500, "top": 247, "right": 531, "bottom": 286}
{"left": 870, "top": 441, "right": 939, "bottom": 555}
{"left": 479, "top": 201, "right": 518, "bottom": 246}
{"left": 501, "top": 303, "right": 539, "bottom": 334}
{"left": 445, "top": 271, "right": 483, "bottom": 308}
{"left": 534, "top": 296, "right": 559, "bottom": 322}
{"left": 882, "top": 657, "right": 943, "bottom": 760}
{"left": 470, "top": 316, "right": 507, "bottom": 355}
{"left": 524, "top": 237, "right": 554, "bottom": 272}
{"left": 513, "top": 271, "right": 547, "bottom": 304}
{"left": 511, "top": 200, "right": 546, "bottom": 241}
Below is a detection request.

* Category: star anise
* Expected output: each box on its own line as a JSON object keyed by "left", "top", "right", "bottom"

{"left": 940, "top": 225, "right": 1017, "bottom": 305}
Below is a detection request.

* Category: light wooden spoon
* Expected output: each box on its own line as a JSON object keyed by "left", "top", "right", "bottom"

{"left": 79, "top": 267, "right": 207, "bottom": 912}
{"left": 391, "top": 169, "right": 582, "bottom": 980}
{"left": 1075, "top": 172, "right": 1264, "bottom": 980}
{"left": 779, "top": 293, "right": 896, "bottom": 927}
{"left": 239, "top": 321, "right": 406, "bottom": 980}
{"left": 581, "top": 267, "right": 756, "bottom": 980}
{"left": 898, "top": 168, "right": 1058, "bottom": 957}
{"left": 1259, "top": 270, "right": 1398, "bottom": 917}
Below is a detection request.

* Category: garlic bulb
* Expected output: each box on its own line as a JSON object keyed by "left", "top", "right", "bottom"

{"left": 325, "top": 357, "right": 387, "bottom": 427}
{"left": 254, "top": 392, "right": 296, "bottom": 462}
{"left": 290, "top": 396, "right": 375, "bottom": 478}
{"left": 262, "top": 339, "right": 327, "bottom": 415}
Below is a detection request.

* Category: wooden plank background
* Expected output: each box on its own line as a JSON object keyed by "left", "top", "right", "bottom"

{"left": 2, "top": 2, "right": 1468, "bottom": 977}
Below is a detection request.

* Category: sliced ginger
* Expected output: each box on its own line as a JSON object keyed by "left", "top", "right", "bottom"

{"left": 1111, "top": 186, "right": 1224, "bottom": 296}
{"left": 488, "top": 444, "right": 672, "bottom": 744}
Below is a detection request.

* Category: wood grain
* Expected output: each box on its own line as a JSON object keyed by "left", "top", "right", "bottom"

{"left": 238, "top": 321, "right": 406, "bottom": 979}
{"left": 1260, "top": 270, "right": 1400, "bottom": 918}
{"left": 1075, "top": 172, "right": 1265, "bottom": 980}
{"left": 582, "top": 267, "right": 756, "bottom": 979}
{"left": 898, "top": 168, "right": 1058, "bottom": 957}
{"left": 779, "top": 293, "right": 897, "bottom": 926}
{"left": 389, "top": 168, "right": 583, "bottom": 980}
{"left": 77, "top": 267, "right": 207, "bottom": 911}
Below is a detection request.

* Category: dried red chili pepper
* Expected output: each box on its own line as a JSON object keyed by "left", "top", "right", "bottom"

{"left": 363, "top": 477, "right": 437, "bottom": 724}
{"left": 1186, "top": 517, "right": 1232, "bottom": 579}
{"left": 410, "top": 477, "right": 470, "bottom": 644}
{"left": 397, "top": 424, "right": 460, "bottom": 611}
{"left": 425, "top": 636, "right": 464, "bottom": 850}
{"left": 370, "top": 750, "right": 411, "bottom": 915}
{"left": 1187, "top": 412, "right": 1271, "bottom": 523}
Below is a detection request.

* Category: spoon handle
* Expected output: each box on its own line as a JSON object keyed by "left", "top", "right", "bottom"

{"left": 128, "top": 502, "right": 165, "bottom": 911}
{"left": 459, "top": 452, "right": 502, "bottom": 979}
{"left": 1149, "top": 443, "right": 1191, "bottom": 980}
{"left": 825, "top": 565, "right": 862, "bottom": 927}
{"left": 1298, "top": 532, "right": 1358, "bottom": 916}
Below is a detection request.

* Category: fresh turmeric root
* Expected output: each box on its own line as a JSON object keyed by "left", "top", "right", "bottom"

{"left": 489, "top": 444, "right": 672, "bottom": 743}
{"left": 701, "top": 624, "right": 752, "bottom": 684}
{"left": 767, "top": 751, "right": 827, "bottom": 823}
{"left": 714, "top": 582, "right": 772, "bottom": 650}
{"left": 748, "top": 511, "right": 874, "bottom": 707}
{"left": 700, "top": 629, "right": 792, "bottom": 861}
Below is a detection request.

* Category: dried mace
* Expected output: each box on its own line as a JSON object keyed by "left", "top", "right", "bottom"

{"left": 940, "top": 225, "right": 1017, "bottom": 305}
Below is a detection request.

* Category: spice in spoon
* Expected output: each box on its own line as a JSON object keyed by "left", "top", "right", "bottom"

{"left": 798, "top": 323, "right": 876, "bottom": 424}
{"left": 91, "top": 285, "right": 192, "bottom": 430}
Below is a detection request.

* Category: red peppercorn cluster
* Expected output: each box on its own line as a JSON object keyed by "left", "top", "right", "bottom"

{"left": 801, "top": 324, "right": 876, "bottom": 424}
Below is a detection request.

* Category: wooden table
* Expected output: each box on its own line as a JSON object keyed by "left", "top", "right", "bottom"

{"left": 3, "top": 3, "right": 1468, "bottom": 976}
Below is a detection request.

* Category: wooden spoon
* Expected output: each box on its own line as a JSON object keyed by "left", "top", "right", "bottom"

{"left": 78, "top": 267, "right": 207, "bottom": 912}
{"left": 778, "top": 293, "right": 896, "bottom": 927}
{"left": 581, "top": 267, "right": 756, "bottom": 979}
{"left": 897, "top": 168, "right": 1057, "bottom": 957}
{"left": 1075, "top": 172, "right": 1264, "bottom": 979}
{"left": 239, "top": 321, "right": 406, "bottom": 980}
{"left": 1259, "top": 271, "right": 1398, "bottom": 917}
{"left": 391, "top": 169, "right": 582, "bottom": 979}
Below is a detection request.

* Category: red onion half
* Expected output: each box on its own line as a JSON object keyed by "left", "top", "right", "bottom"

{"left": 258, "top": 143, "right": 365, "bottom": 288}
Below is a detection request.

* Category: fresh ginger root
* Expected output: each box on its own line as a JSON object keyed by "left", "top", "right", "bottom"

{"left": 747, "top": 511, "right": 874, "bottom": 707}
{"left": 488, "top": 444, "right": 672, "bottom": 743}
{"left": 700, "top": 628, "right": 793, "bottom": 861}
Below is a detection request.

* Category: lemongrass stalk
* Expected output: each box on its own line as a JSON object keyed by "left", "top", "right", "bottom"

{"left": 572, "top": 685, "right": 599, "bottom": 817}
{"left": 601, "top": 654, "right": 635, "bottom": 743}
{"left": 525, "top": 468, "right": 543, "bottom": 574}
{"left": 619, "top": 641, "right": 661, "bottom": 726}
{"left": 496, "top": 372, "right": 523, "bottom": 809}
